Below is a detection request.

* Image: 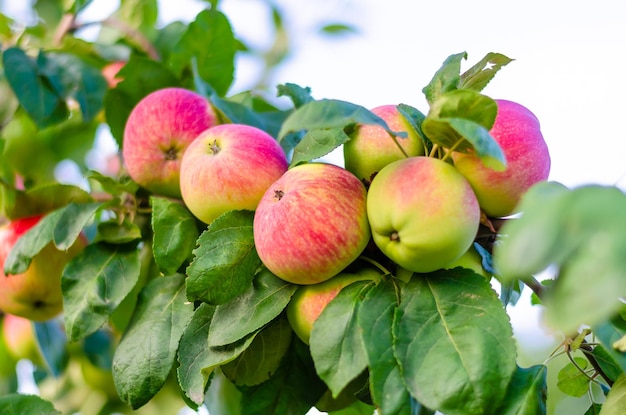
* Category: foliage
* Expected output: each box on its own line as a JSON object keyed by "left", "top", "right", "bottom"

{"left": 0, "top": 1, "right": 625, "bottom": 414}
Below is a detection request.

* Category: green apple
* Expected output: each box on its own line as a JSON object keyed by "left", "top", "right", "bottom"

{"left": 445, "top": 244, "right": 490, "bottom": 278}
{"left": 0, "top": 215, "right": 86, "bottom": 321}
{"left": 179, "top": 123, "right": 289, "bottom": 224}
{"left": 253, "top": 163, "right": 371, "bottom": 285}
{"left": 344, "top": 105, "right": 424, "bottom": 184}
{"left": 367, "top": 156, "right": 480, "bottom": 273}
{"left": 452, "top": 99, "right": 551, "bottom": 218}
{"left": 286, "top": 267, "right": 382, "bottom": 344}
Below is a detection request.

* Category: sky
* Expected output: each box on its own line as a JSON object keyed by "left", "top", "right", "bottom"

{"left": 3, "top": 0, "right": 626, "bottom": 413}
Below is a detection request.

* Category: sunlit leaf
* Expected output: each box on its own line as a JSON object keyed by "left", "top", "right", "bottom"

{"left": 599, "top": 374, "right": 626, "bottom": 415}
{"left": 0, "top": 394, "right": 60, "bottom": 415}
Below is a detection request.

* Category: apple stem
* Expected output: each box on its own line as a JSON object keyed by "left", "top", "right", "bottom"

{"left": 428, "top": 144, "right": 440, "bottom": 158}
{"left": 387, "top": 132, "right": 410, "bottom": 159}
{"left": 358, "top": 255, "right": 392, "bottom": 277}
{"left": 439, "top": 138, "right": 465, "bottom": 163}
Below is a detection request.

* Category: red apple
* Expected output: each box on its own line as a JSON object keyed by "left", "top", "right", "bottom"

{"left": 179, "top": 124, "right": 289, "bottom": 224}
{"left": 344, "top": 105, "right": 425, "bottom": 184}
{"left": 367, "top": 156, "right": 480, "bottom": 273}
{"left": 1, "top": 313, "right": 42, "bottom": 366}
{"left": 0, "top": 215, "right": 86, "bottom": 321}
{"left": 122, "top": 87, "right": 219, "bottom": 198}
{"left": 286, "top": 267, "right": 382, "bottom": 344}
{"left": 452, "top": 99, "right": 551, "bottom": 218}
{"left": 253, "top": 163, "right": 371, "bottom": 285}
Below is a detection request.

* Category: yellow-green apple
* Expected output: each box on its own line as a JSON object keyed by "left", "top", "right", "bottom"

{"left": 122, "top": 87, "right": 218, "bottom": 198}
{"left": 445, "top": 244, "right": 490, "bottom": 278}
{"left": 253, "top": 163, "right": 371, "bottom": 285}
{"left": 367, "top": 156, "right": 480, "bottom": 273}
{"left": 452, "top": 99, "right": 551, "bottom": 217}
{"left": 0, "top": 215, "right": 86, "bottom": 321}
{"left": 344, "top": 105, "right": 424, "bottom": 184}
{"left": 287, "top": 267, "right": 381, "bottom": 344}
{"left": 0, "top": 315, "right": 18, "bottom": 376}
{"left": 1, "top": 313, "right": 43, "bottom": 366}
{"left": 179, "top": 124, "right": 289, "bottom": 224}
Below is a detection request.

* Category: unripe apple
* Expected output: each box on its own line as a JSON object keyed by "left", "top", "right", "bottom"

{"left": 180, "top": 124, "right": 289, "bottom": 224}
{"left": 254, "top": 163, "right": 371, "bottom": 285}
{"left": 286, "top": 268, "right": 382, "bottom": 344}
{"left": 1, "top": 313, "right": 43, "bottom": 366}
{"left": 452, "top": 99, "right": 551, "bottom": 218}
{"left": 445, "top": 244, "right": 490, "bottom": 278}
{"left": 344, "top": 105, "right": 425, "bottom": 184}
{"left": 367, "top": 156, "right": 480, "bottom": 273}
{"left": 122, "top": 87, "right": 219, "bottom": 198}
{"left": 0, "top": 215, "right": 86, "bottom": 321}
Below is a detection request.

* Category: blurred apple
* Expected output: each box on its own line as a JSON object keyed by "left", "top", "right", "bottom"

{"left": 101, "top": 61, "right": 126, "bottom": 88}
{"left": 344, "top": 105, "right": 424, "bottom": 184}
{"left": 180, "top": 124, "right": 289, "bottom": 224}
{"left": 254, "top": 163, "right": 370, "bottom": 285}
{"left": 0, "top": 215, "right": 86, "bottom": 321}
{"left": 1, "top": 313, "right": 42, "bottom": 366}
{"left": 367, "top": 156, "right": 480, "bottom": 273}
{"left": 452, "top": 99, "right": 551, "bottom": 217}
{"left": 287, "top": 268, "right": 381, "bottom": 344}
{"left": 122, "top": 87, "right": 219, "bottom": 198}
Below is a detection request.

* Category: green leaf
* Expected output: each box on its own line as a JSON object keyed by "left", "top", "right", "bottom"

{"left": 277, "top": 83, "right": 315, "bottom": 108}
{"left": 0, "top": 394, "right": 61, "bottom": 415}
{"left": 1, "top": 182, "right": 93, "bottom": 221}
{"left": 34, "top": 319, "right": 69, "bottom": 377}
{"left": 358, "top": 279, "right": 413, "bottom": 415}
{"left": 86, "top": 170, "right": 138, "bottom": 196}
{"left": 291, "top": 128, "right": 351, "bottom": 166}
{"left": 208, "top": 94, "right": 289, "bottom": 138}
{"left": 96, "top": 220, "right": 142, "bottom": 244}
{"left": 393, "top": 269, "right": 517, "bottom": 415}
{"left": 396, "top": 103, "right": 429, "bottom": 151}
{"left": 422, "top": 52, "right": 467, "bottom": 105}
{"left": 2, "top": 48, "right": 68, "bottom": 128}
{"left": 151, "top": 196, "right": 199, "bottom": 275}
{"left": 497, "top": 365, "right": 547, "bottom": 415}
{"left": 115, "top": 0, "right": 157, "bottom": 34}
{"left": 4, "top": 202, "right": 102, "bottom": 274}
{"left": 310, "top": 280, "right": 373, "bottom": 398}
{"left": 65, "top": 0, "right": 94, "bottom": 13}
{"left": 186, "top": 210, "right": 260, "bottom": 305}
{"left": 600, "top": 374, "right": 626, "bottom": 415}
{"left": 222, "top": 316, "right": 293, "bottom": 386}
{"left": 169, "top": 9, "right": 236, "bottom": 96}
{"left": 112, "top": 274, "right": 194, "bottom": 409}
{"left": 459, "top": 52, "right": 514, "bottom": 92}
{"left": 240, "top": 338, "right": 326, "bottom": 415}
{"left": 585, "top": 403, "right": 603, "bottom": 415}
{"left": 207, "top": 269, "right": 297, "bottom": 346}
{"left": 62, "top": 243, "right": 141, "bottom": 342}
{"left": 591, "top": 345, "right": 623, "bottom": 383}
{"left": 593, "top": 316, "right": 626, "bottom": 374}
{"left": 556, "top": 357, "right": 590, "bottom": 397}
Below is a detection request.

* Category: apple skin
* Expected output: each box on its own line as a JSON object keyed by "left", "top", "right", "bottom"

{"left": 0, "top": 215, "right": 86, "bottom": 321}
{"left": 180, "top": 124, "right": 289, "bottom": 224}
{"left": 452, "top": 99, "right": 551, "bottom": 218}
{"left": 367, "top": 156, "right": 480, "bottom": 273}
{"left": 445, "top": 244, "right": 490, "bottom": 278}
{"left": 286, "top": 268, "right": 382, "bottom": 344}
{"left": 253, "top": 163, "right": 371, "bottom": 285}
{"left": 122, "top": 87, "right": 219, "bottom": 198}
{"left": 344, "top": 105, "right": 425, "bottom": 184}
{"left": 1, "top": 313, "right": 43, "bottom": 366}
{"left": 101, "top": 61, "right": 125, "bottom": 88}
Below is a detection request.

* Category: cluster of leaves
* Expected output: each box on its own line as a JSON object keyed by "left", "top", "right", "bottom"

{"left": 1, "top": 1, "right": 626, "bottom": 415}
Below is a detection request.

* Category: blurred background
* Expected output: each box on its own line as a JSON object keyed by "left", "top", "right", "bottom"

{"left": 2, "top": 0, "right": 626, "bottom": 414}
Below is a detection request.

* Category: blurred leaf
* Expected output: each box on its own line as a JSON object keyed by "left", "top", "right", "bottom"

{"left": 0, "top": 394, "right": 60, "bottom": 415}
{"left": 112, "top": 274, "right": 194, "bottom": 409}
{"left": 600, "top": 375, "right": 626, "bottom": 415}
{"left": 34, "top": 319, "right": 68, "bottom": 377}
{"left": 310, "top": 280, "right": 373, "bottom": 398}
{"left": 291, "top": 128, "right": 350, "bottom": 166}
{"left": 115, "top": 0, "right": 157, "bottom": 34}
{"left": 585, "top": 403, "right": 603, "bottom": 415}
{"left": 62, "top": 243, "right": 140, "bottom": 342}
{"left": 459, "top": 52, "right": 514, "bottom": 92}
{"left": 358, "top": 279, "right": 413, "bottom": 415}
{"left": 207, "top": 269, "right": 297, "bottom": 347}
{"left": 169, "top": 9, "right": 236, "bottom": 96}
{"left": 186, "top": 210, "right": 260, "bottom": 305}
{"left": 319, "top": 23, "right": 357, "bottom": 35}
{"left": 64, "top": 0, "right": 94, "bottom": 14}
{"left": 556, "top": 357, "right": 589, "bottom": 397}
{"left": 151, "top": 196, "right": 199, "bottom": 275}
{"left": 277, "top": 83, "right": 315, "bottom": 108}
{"left": 153, "top": 21, "right": 187, "bottom": 64}
{"left": 239, "top": 338, "right": 326, "bottom": 415}
{"left": 422, "top": 52, "right": 467, "bottom": 105}
{"left": 497, "top": 364, "right": 547, "bottom": 415}
{"left": 177, "top": 303, "right": 256, "bottom": 406}
{"left": 393, "top": 268, "right": 517, "bottom": 415}
{"left": 0, "top": 13, "right": 14, "bottom": 40}
{"left": 222, "top": 317, "right": 292, "bottom": 386}
{"left": 86, "top": 170, "right": 138, "bottom": 196}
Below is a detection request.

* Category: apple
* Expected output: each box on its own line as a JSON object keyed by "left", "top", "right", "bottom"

{"left": 1, "top": 313, "right": 42, "bottom": 366}
{"left": 0, "top": 215, "right": 86, "bottom": 321}
{"left": 122, "top": 87, "right": 219, "bottom": 198}
{"left": 452, "top": 99, "right": 551, "bottom": 218}
{"left": 286, "top": 267, "right": 382, "bottom": 344}
{"left": 179, "top": 123, "right": 289, "bottom": 224}
{"left": 101, "top": 61, "right": 126, "bottom": 88}
{"left": 367, "top": 156, "right": 480, "bottom": 273}
{"left": 0, "top": 315, "right": 18, "bottom": 376}
{"left": 445, "top": 244, "right": 490, "bottom": 278}
{"left": 344, "top": 105, "right": 425, "bottom": 184}
{"left": 253, "top": 163, "right": 371, "bottom": 285}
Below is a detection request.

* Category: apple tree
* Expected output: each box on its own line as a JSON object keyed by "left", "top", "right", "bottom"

{"left": 1, "top": 1, "right": 626, "bottom": 415}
